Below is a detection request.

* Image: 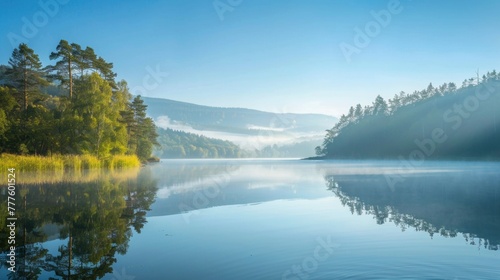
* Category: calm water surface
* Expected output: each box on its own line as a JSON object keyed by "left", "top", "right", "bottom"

{"left": 1, "top": 159, "right": 499, "bottom": 279}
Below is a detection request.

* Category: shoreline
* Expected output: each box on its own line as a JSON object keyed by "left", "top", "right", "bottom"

{"left": 302, "top": 156, "right": 500, "bottom": 162}
{"left": 0, "top": 154, "right": 141, "bottom": 173}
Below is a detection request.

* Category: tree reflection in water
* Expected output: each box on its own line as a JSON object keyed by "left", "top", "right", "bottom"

{"left": 0, "top": 168, "right": 157, "bottom": 279}
{"left": 325, "top": 171, "right": 500, "bottom": 251}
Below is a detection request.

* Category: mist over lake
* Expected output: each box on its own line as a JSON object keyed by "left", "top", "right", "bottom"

{"left": 2, "top": 159, "right": 499, "bottom": 279}
{"left": 2, "top": 0, "right": 500, "bottom": 279}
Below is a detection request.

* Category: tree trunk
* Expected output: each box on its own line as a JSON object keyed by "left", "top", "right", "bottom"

{"left": 23, "top": 66, "right": 28, "bottom": 110}
{"left": 69, "top": 57, "right": 73, "bottom": 99}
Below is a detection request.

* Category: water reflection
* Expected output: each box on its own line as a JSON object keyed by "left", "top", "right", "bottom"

{"left": 148, "top": 160, "right": 327, "bottom": 217}
{"left": 150, "top": 160, "right": 500, "bottom": 252}
{"left": 1, "top": 160, "right": 499, "bottom": 279}
{"left": 324, "top": 163, "right": 500, "bottom": 251}
{"left": 0, "top": 168, "right": 157, "bottom": 279}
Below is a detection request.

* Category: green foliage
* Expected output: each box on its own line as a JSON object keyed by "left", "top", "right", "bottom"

{"left": 0, "top": 86, "right": 17, "bottom": 112}
{"left": 155, "top": 128, "right": 246, "bottom": 158}
{"left": 126, "top": 96, "right": 159, "bottom": 161}
{"left": 0, "top": 109, "right": 7, "bottom": 136}
{"left": 5, "top": 43, "right": 48, "bottom": 110}
{"left": 0, "top": 41, "right": 158, "bottom": 163}
{"left": 320, "top": 72, "right": 500, "bottom": 160}
{"left": 73, "top": 73, "right": 124, "bottom": 157}
{"left": 48, "top": 39, "right": 76, "bottom": 98}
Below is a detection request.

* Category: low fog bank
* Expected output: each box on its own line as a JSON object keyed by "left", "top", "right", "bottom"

{"left": 154, "top": 115, "right": 325, "bottom": 158}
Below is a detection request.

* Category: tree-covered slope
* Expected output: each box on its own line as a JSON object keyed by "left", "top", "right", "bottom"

{"left": 318, "top": 72, "right": 500, "bottom": 160}
{"left": 155, "top": 128, "right": 247, "bottom": 158}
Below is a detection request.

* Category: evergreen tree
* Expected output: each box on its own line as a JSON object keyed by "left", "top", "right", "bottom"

{"left": 49, "top": 40, "right": 78, "bottom": 98}
{"left": 347, "top": 106, "right": 355, "bottom": 121}
{"left": 354, "top": 104, "right": 363, "bottom": 119}
{"left": 372, "top": 95, "right": 388, "bottom": 116}
{"left": 94, "top": 56, "right": 117, "bottom": 88}
{"left": 119, "top": 104, "right": 137, "bottom": 153}
{"left": 448, "top": 82, "right": 457, "bottom": 92}
{"left": 72, "top": 44, "right": 98, "bottom": 77}
{"left": 6, "top": 43, "right": 48, "bottom": 110}
{"left": 389, "top": 94, "right": 401, "bottom": 113}
{"left": 130, "top": 96, "right": 158, "bottom": 161}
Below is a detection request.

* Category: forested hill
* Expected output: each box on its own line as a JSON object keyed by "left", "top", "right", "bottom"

{"left": 142, "top": 97, "right": 336, "bottom": 134}
{"left": 0, "top": 41, "right": 158, "bottom": 162}
{"left": 317, "top": 71, "right": 500, "bottom": 160}
{"left": 155, "top": 128, "right": 247, "bottom": 158}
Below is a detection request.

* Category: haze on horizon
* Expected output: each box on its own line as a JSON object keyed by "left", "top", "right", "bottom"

{"left": 1, "top": 0, "right": 499, "bottom": 117}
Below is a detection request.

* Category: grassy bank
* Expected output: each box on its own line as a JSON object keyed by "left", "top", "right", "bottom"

{"left": 6, "top": 167, "right": 141, "bottom": 185}
{"left": 0, "top": 154, "right": 141, "bottom": 173}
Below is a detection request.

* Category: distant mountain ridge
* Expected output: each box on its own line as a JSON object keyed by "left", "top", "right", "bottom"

{"left": 142, "top": 97, "right": 337, "bottom": 135}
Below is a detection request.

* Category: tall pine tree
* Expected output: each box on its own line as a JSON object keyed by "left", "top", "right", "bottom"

{"left": 49, "top": 40, "right": 78, "bottom": 98}
{"left": 6, "top": 43, "right": 48, "bottom": 110}
{"left": 130, "top": 96, "right": 158, "bottom": 161}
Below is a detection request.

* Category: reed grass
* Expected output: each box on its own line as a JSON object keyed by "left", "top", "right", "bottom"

{"left": 9, "top": 167, "right": 141, "bottom": 185}
{"left": 80, "top": 154, "right": 102, "bottom": 169}
{"left": 0, "top": 154, "right": 141, "bottom": 173}
{"left": 103, "top": 154, "right": 142, "bottom": 169}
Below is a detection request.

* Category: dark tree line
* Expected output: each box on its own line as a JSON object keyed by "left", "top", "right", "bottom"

{"left": 0, "top": 41, "right": 158, "bottom": 161}
{"left": 317, "top": 71, "right": 500, "bottom": 160}
{"left": 155, "top": 128, "right": 246, "bottom": 158}
{"left": 325, "top": 170, "right": 500, "bottom": 250}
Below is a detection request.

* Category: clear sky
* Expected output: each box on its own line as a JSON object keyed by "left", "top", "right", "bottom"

{"left": 1, "top": 0, "right": 499, "bottom": 117}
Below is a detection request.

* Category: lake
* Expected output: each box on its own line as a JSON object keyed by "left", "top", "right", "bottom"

{"left": 1, "top": 159, "right": 500, "bottom": 279}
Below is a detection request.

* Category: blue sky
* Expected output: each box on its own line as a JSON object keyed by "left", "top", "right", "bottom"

{"left": 1, "top": 0, "right": 499, "bottom": 116}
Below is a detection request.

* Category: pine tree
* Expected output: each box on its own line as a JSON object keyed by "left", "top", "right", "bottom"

{"left": 372, "top": 95, "right": 388, "bottom": 116}
{"left": 49, "top": 40, "right": 78, "bottom": 98}
{"left": 130, "top": 96, "right": 158, "bottom": 161}
{"left": 6, "top": 43, "right": 48, "bottom": 110}
{"left": 94, "top": 56, "right": 117, "bottom": 88}
{"left": 389, "top": 94, "right": 401, "bottom": 113}
{"left": 72, "top": 44, "right": 98, "bottom": 77}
